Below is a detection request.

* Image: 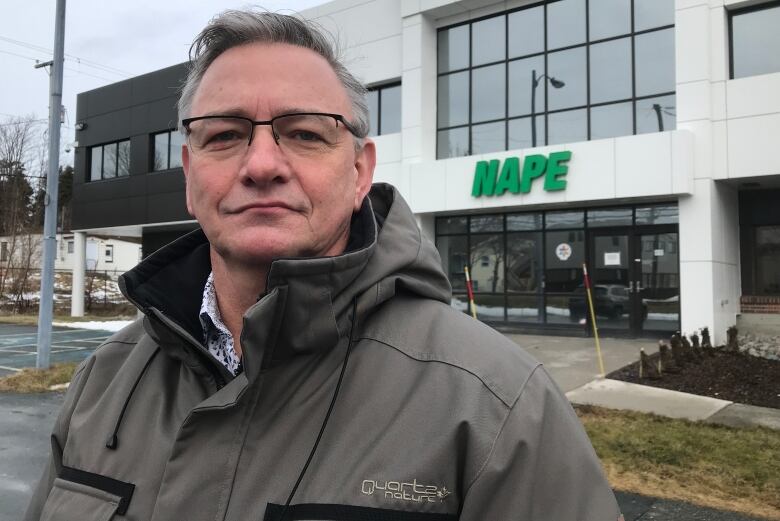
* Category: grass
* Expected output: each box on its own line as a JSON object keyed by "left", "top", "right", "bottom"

{"left": 0, "top": 362, "right": 78, "bottom": 393}
{"left": 577, "top": 405, "right": 780, "bottom": 520}
{"left": 0, "top": 313, "right": 135, "bottom": 325}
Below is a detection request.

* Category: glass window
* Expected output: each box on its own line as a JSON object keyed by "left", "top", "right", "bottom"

{"left": 437, "top": 127, "right": 469, "bottom": 158}
{"left": 437, "top": 235, "right": 468, "bottom": 290}
{"left": 104, "top": 245, "right": 114, "bottom": 263}
{"left": 90, "top": 146, "right": 102, "bottom": 181}
{"left": 154, "top": 133, "right": 169, "bottom": 171}
{"left": 471, "top": 215, "right": 503, "bottom": 232}
{"left": 547, "top": 0, "right": 586, "bottom": 50}
{"left": 508, "top": 6, "right": 544, "bottom": 58}
{"left": 438, "top": 25, "right": 469, "bottom": 73}
{"left": 437, "top": 216, "right": 468, "bottom": 234}
{"left": 102, "top": 142, "right": 117, "bottom": 179}
{"left": 507, "top": 232, "right": 543, "bottom": 292}
{"left": 380, "top": 84, "right": 401, "bottom": 134}
{"left": 635, "top": 28, "right": 675, "bottom": 97}
{"left": 547, "top": 47, "right": 587, "bottom": 111}
{"left": 169, "top": 132, "right": 184, "bottom": 169}
{"left": 731, "top": 4, "right": 780, "bottom": 79}
{"left": 472, "top": 64, "right": 506, "bottom": 123}
{"left": 117, "top": 140, "right": 130, "bottom": 176}
{"left": 591, "top": 102, "right": 633, "bottom": 140}
{"left": 635, "top": 0, "right": 675, "bottom": 32}
{"left": 508, "top": 116, "right": 545, "bottom": 148}
{"left": 472, "top": 15, "right": 505, "bottom": 66}
{"left": 545, "top": 230, "right": 585, "bottom": 292}
{"left": 472, "top": 122, "right": 505, "bottom": 155}
{"left": 590, "top": 38, "right": 632, "bottom": 104}
{"left": 636, "top": 95, "right": 675, "bottom": 134}
{"left": 509, "top": 56, "right": 545, "bottom": 117}
{"left": 438, "top": 72, "right": 469, "bottom": 127}
{"left": 470, "top": 234, "right": 505, "bottom": 293}
{"left": 588, "top": 208, "right": 633, "bottom": 227}
{"left": 67, "top": 241, "right": 74, "bottom": 254}
{"left": 636, "top": 205, "right": 678, "bottom": 225}
{"left": 755, "top": 225, "right": 780, "bottom": 295}
{"left": 1, "top": 242, "right": 9, "bottom": 262}
{"left": 589, "top": 0, "right": 631, "bottom": 40}
{"left": 548, "top": 109, "right": 587, "bottom": 145}
{"left": 507, "top": 213, "right": 542, "bottom": 231}
{"left": 546, "top": 210, "right": 584, "bottom": 229}
{"left": 367, "top": 89, "right": 379, "bottom": 136}
{"left": 507, "top": 295, "right": 544, "bottom": 323}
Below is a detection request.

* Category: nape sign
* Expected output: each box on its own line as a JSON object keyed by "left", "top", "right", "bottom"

{"left": 471, "top": 151, "right": 572, "bottom": 197}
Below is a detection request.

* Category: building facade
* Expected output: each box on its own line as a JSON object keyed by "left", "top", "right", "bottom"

{"left": 70, "top": 0, "right": 780, "bottom": 343}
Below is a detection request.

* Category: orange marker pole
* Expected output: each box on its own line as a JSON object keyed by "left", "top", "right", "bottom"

{"left": 464, "top": 266, "right": 477, "bottom": 319}
{"left": 583, "top": 263, "right": 606, "bottom": 377}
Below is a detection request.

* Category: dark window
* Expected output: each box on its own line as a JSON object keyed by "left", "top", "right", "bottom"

{"left": 755, "top": 225, "right": 780, "bottom": 295}
{"left": 89, "top": 139, "right": 130, "bottom": 181}
{"left": 104, "top": 245, "right": 114, "bottom": 263}
{"left": 1, "top": 241, "right": 8, "bottom": 262}
{"left": 367, "top": 83, "right": 401, "bottom": 137}
{"left": 436, "top": 0, "right": 675, "bottom": 158}
{"left": 153, "top": 130, "right": 185, "bottom": 171}
{"left": 730, "top": 2, "right": 780, "bottom": 79}
{"left": 67, "top": 241, "right": 74, "bottom": 254}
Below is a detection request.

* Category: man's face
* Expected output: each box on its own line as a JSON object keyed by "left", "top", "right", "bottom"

{"left": 182, "top": 43, "right": 375, "bottom": 268}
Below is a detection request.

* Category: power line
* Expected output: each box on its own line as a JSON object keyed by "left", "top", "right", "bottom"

{"left": 0, "top": 35, "right": 131, "bottom": 77}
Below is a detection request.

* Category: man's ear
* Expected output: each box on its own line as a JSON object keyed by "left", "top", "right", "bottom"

{"left": 181, "top": 143, "right": 196, "bottom": 217}
{"left": 353, "top": 138, "right": 376, "bottom": 211}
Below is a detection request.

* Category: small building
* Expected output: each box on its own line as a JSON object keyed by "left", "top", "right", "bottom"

{"left": 69, "top": 0, "right": 780, "bottom": 343}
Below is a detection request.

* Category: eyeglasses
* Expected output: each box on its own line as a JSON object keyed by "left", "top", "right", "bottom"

{"left": 181, "top": 113, "right": 361, "bottom": 159}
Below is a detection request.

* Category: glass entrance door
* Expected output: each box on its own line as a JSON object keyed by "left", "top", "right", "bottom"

{"left": 588, "top": 229, "right": 680, "bottom": 336}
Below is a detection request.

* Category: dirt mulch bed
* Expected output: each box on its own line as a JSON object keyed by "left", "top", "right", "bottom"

{"left": 607, "top": 349, "right": 780, "bottom": 409}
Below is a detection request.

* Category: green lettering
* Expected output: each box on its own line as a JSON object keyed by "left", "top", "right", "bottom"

{"left": 520, "top": 154, "right": 547, "bottom": 193}
{"left": 471, "top": 159, "right": 500, "bottom": 197}
{"left": 544, "top": 151, "right": 571, "bottom": 191}
{"left": 494, "top": 157, "right": 520, "bottom": 195}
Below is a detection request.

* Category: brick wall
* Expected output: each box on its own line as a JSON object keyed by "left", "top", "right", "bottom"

{"left": 741, "top": 295, "right": 780, "bottom": 314}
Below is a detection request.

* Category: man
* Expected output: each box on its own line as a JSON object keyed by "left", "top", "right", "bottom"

{"left": 26, "top": 9, "right": 621, "bottom": 521}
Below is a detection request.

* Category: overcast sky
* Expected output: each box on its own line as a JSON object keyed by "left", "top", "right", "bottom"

{"left": 1, "top": 1, "right": 326, "bottom": 164}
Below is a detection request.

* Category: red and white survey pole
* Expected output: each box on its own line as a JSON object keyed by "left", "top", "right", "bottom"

{"left": 583, "top": 263, "right": 606, "bottom": 377}
{"left": 464, "top": 266, "right": 478, "bottom": 319}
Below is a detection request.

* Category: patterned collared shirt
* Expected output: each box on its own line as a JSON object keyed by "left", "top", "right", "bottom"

{"left": 198, "top": 272, "right": 242, "bottom": 376}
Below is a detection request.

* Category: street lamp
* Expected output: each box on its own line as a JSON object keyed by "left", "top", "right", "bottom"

{"left": 531, "top": 69, "right": 565, "bottom": 147}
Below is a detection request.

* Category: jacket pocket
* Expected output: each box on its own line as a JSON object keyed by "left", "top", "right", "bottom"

{"left": 263, "top": 503, "right": 458, "bottom": 521}
{"left": 40, "top": 478, "right": 121, "bottom": 521}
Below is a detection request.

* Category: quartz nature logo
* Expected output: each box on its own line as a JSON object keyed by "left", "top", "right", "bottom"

{"left": 471, "top": 151, "right": 572, "bottom": 197}
{"left": 361, "top": 478, "right": 452, "bottom": 504}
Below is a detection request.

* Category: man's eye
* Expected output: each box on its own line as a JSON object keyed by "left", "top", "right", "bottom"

{"left": 290, "top": 130, "right": 324, "bottom": 142}
{"left": 209, "top": 130, "right": 242, "bottom": 143}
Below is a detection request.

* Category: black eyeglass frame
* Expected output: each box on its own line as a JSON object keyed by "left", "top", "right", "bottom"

{"left": 180, "top": 112, "right": 363, "bottom": 147}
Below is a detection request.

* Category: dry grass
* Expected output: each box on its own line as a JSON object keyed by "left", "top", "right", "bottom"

{"left": 0, "top": 313, "right": 135, "bottom": 325}
{"left": 577, "top": 405, "right": 780, "bottom": 520}
{"left": 0, "top": 362, "right": 78, "bottom": 393}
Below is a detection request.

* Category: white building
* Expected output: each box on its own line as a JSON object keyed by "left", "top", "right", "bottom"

{"left": 71, "top": 0, "right": 780, "bottom": 342}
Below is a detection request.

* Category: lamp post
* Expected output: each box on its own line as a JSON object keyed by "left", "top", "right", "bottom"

{"left": 531, "top": 69, "right": 565, "bottom": 147}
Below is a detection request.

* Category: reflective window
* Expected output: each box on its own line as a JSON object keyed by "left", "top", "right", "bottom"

{"left": 590, "top": 38, "right": 632, "bottom": 104}
{"left": 588, "top": 208, "right": 633, "bottom": 227}
{"left": 470, "top": 234, "right": 505, "bottom": 292}
{"left": 153, "top": 130, "right": 184, "bottom": 171}
{"left": 546, "top": 210, "right": 584, "bottom": 229}
{"left": 509, "top": 56, "right": 545, "bottom": 117}
{"left": 548, "top": 109, "right": 587, "bottom": 145}
{"left": 548, "top": 48, "right": 587, "bottom": 111}
{"left": 589, "top": 0, "right": 631, "bottom": 40}
{"left": 438, "top": 72, "right": 469, "bottom": 128}
{"left": 90, "top": 146, "right": 102, "bottom": 181}
{"left": 731, "top": 3, "right": 780, "bottom": 79}
{"left": 367, "top": 83, "right": 401, "bottom": 136}
{"left": 437, "top": 216, "right": 468, "bottom": 234}
{"left": 507, "top": 232, "right": 543, "bottom": 291}
{"left": 755, "top": 225, "right": 780, "bottom": 295}
{"left": 507, "top": 213, "right": 543, "bottom": 231}
{"left": 591, "top": 102, "right": 633, "bottom": 140}
{"left": 545, "top": 230, "right": 585, "bottom": 292}
{"left": 472, "top": 64, "right": 506, "bottom": 123}
{"left": 103, "top": 143, "right": 117, "bottom": 179}
{"left": 636, "top": 205, "right": 678, "bottom": 225}
{"left": 118, "top": 140, "right": 131, "bottom": 176}
{"left": 635, "top": 0, "right": 675, "bottom": 32}
{"left": 471, "top": 215, "right": 503, "bottom": 233}
{"left": 437, "top": 0, "right": 675, "bottom": 158}
{"left": 472, "top": 122, "right": 505, "bottom": 155}
{"left": 170, "top": 132, "right": 184, "bottom": 169}
{"left": 635, "top": 28, "right": 675, "bottom": 97}
{"left": 438, "top": 25, "right": 469, "bottom": 73}
{"left": 636, "top": 95, "right": 676, "bottom": 134}
{"left": 508, "top": 6, "right": 544, "bottom": 58}
{"left": 547, "top": 0, "right": 586, "bottom": 50}
{"left": 473, "top": 15, "right": 505, "bottom": 66}
{"left": 89, "top": 139, "right": 130, "bottom": 181}
{"left": 508, "top": 295, "right": 544, "bottom": 323}
{"left": 436, "top": 235, "right": 468, "bottom": 290}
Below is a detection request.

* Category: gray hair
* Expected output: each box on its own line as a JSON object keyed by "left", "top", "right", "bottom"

{"left": 178, "top": 9, "right": 369, "bottom": 145}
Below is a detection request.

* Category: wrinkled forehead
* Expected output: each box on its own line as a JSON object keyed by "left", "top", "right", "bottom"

{"left": 191, "top": 42, "right": 353, "bottom": 119}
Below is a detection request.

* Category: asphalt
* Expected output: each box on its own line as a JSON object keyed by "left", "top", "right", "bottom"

{"left": 0, "top": 325, "right": 777, "bottom": 520}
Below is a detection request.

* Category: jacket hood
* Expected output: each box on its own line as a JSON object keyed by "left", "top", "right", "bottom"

{"left": 119, "top": 183, "right": 451, "bottom": 377}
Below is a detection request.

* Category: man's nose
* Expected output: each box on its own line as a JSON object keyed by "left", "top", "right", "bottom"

{"left": 238, "top": 124, "right": 292, "bottom": 185}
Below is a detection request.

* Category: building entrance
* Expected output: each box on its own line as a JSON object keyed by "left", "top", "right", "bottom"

{"left": 586, "top": 227, "right": 679, "bottom": 336}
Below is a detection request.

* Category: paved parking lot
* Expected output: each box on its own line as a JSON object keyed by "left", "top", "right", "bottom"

{"left": 0, "top": 324, "right": 112, "bottom": 377}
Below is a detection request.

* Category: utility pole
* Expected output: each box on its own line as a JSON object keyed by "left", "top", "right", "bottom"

{"left": 36, "top": 0, "right": 66, "bottom": 369}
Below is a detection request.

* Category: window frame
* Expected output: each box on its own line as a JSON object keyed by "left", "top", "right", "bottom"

{"left": 151, "top": 129, "right": 185, "bottom": 172}
{"left": 88, "top": 139, "right": 131, "bottom": 182}
{"left": 728, "top": 0, "right": 780, "bottom": 80}
{"left": 367, "top": 81, "right": 402, "bottom": 137}
{"left": 435, "top": 0, "right": 676, "bottom": 159}
{"left": 104, "top": 244, "right": 114, "bottom": 264}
